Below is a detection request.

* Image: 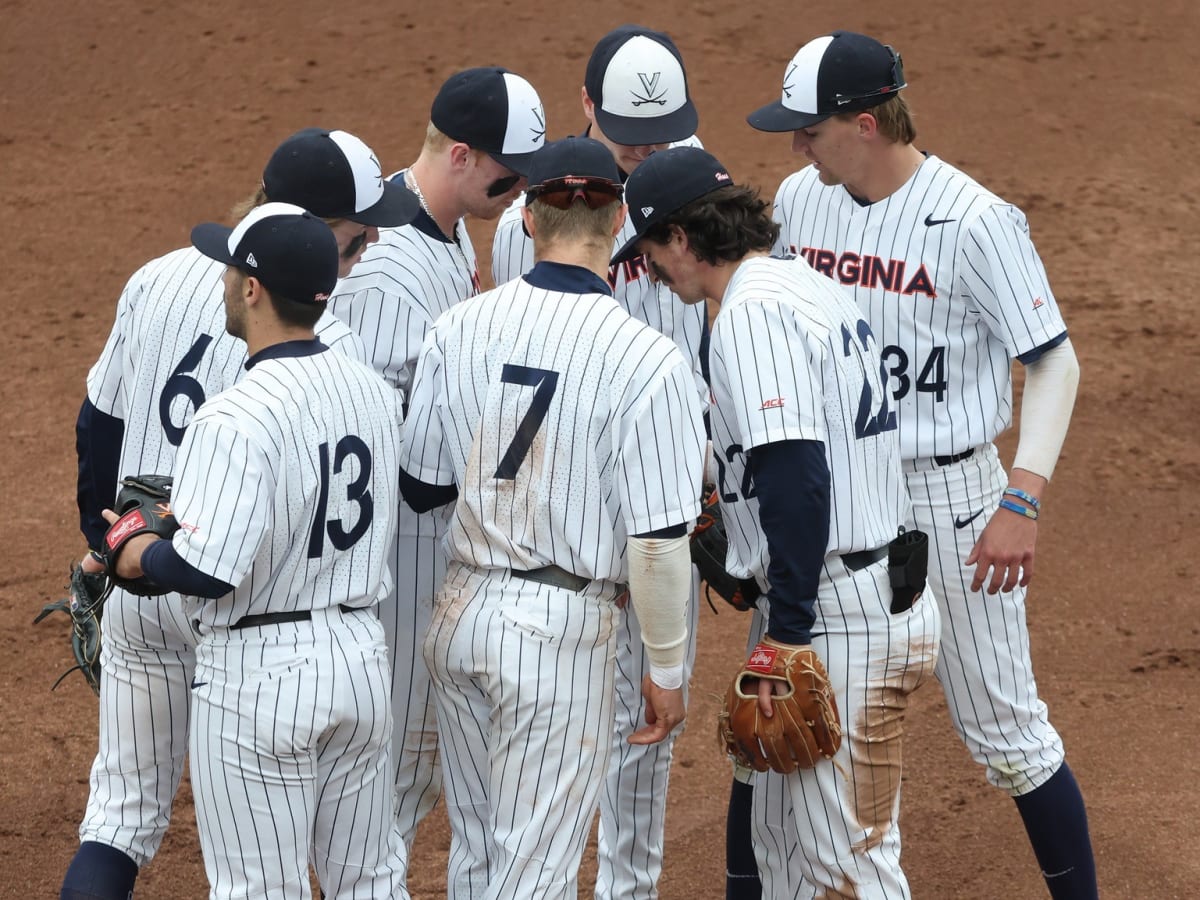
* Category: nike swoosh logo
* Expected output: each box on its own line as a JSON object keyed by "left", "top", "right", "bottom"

{"left": 954, "top": 509, "right": 985, "bottom": 529}
{"left": 190, "top": 679, "right": 208, "bottom": 689}
{"left": 924, "top": 214, "right": 956, "bottom": 227}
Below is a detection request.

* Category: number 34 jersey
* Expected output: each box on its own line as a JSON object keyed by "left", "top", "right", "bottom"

{"left": 708, "top": 256, "right": 904, "bottom": 585}
{"left": 398, "top": 275, "right": 706, "bottom": 585}
{"left": 170, "top": 346, "right": 403, "bottom": 628}
{"left": 773, "top": 155, "right": 1068, "bottom": 460}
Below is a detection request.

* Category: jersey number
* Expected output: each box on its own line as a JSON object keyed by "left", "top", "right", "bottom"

{"left": 494, "top": 364, "right": 560, "bottom": 480}
{"left": 881, "top": 345, "right": 948, "bottom": 402}
{"left": 714, "top": 443, "right": 756, "bottom": 504}
{"left": 159, "top": 334, "right": 213, "bottom": 446}
{"left": 307, "top": 436, "right": 374, "bottom": 558}
{"left": 841, "top": 320, "right": 898, "bottom": 439}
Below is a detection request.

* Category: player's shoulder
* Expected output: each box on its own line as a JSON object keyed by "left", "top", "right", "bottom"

{"left": 495, "top": 197, "right": 525, "bottom": 231}
{"left": 918, "top": 155, "right": 1013, "bottom": 220}
{"left": 721, "top": 257, "right": 844, "bottom": 331}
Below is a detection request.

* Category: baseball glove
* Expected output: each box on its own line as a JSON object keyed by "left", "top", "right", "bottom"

{"left": 33, "top": 562, "right": 111, "bottom": 695}
{"left": 100, "top": 474, "right": 179, "bottom": 596}
{"left": 691, "top": 487, "right": 760, "bottom": 613}
{"left": 718, "top": 636, "right": 842, "bottom": 773}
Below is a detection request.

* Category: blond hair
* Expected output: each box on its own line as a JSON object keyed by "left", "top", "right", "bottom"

{"left": 529, "top": 200, "right": 621, "bottom": 250}
{"left": 840, "top": 94, "right": 917, "bottom": 144}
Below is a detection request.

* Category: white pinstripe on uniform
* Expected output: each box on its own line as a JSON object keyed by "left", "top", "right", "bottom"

{"left": 78, "top": 246, "right": 361, "bottom": 867}
{"left": 325, "top": 181, "right": 479, "bottom": 851}
{"left": 774, "top": 156, "right": 1070, "bottom": 795}
{"left": 708, "top": 255, "right": 939, "bottom": 897}
{"left": 399, "top": 273, "right": 706, "bottom": 899}
{"left": 172, "top": 346, "right": 408, "bottom": 899}
{"left": 491, "top": 135, "right": 709, "bottom": 900}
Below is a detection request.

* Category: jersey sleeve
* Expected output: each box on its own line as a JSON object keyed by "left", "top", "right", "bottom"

{"left": 85, "top": 267, "right": 144, "bottom": 416}
{"left": 397, "top": 329, "right": 456, "bottom": 487}
{"left": 711, "top": 298, "right": 826, "bottom": 451}
{"left": 614, "top": 350, "right": 706, "bottom": 535}
{"left": 168, "top": 409, "right": 275, "bottom": 588}
{"left": 959, "top": 203, "right": 1068, "bottom": 356}
{"left": 770, "top": 174, "right": 799, "bottom": 257}
{"left": 490, "top": 200, "right": 534, "bottom": 285}
{"left": 316, "top": 311, "right": 368, "bottom": 364}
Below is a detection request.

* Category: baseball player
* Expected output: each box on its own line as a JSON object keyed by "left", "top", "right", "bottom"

{"left": 489, "top": 27, "right": 707, "bottom": 899}
{"left": 61, "top": 129, "right": 418, "bottom": 900}
{"left": 102, "top": 203, "right": 410, "bottom": 899}
{"left": 748, "top": 30, "right": 1095, "bottom": 898}
{"left": 616, "top": 146, "right": 941, "bottom": 898}
{"left": 398, "top": 136, "right": 706, "bottom": 899}
{"left": 325, "top": 66, "right": 544, "bottom": 868}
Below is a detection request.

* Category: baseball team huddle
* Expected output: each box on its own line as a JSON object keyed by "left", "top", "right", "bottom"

{"left": 44, "top": 22, "right": 1099, "bottom": 900}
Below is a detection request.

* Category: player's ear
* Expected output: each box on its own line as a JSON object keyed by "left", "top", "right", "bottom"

{"left": 582, "top": 88, "right": 595, "bottom": 121}
{"left": 611, "top": 203, "right": 627, "bottom": 239}
{"left": 520, "top": 205, "right": 537, "bottom": 239}
{"left": 857, "top": 112, "right": 879, "bottom": 138}
{"left": 448, "top": 142, "right": 472, "bottom": 172}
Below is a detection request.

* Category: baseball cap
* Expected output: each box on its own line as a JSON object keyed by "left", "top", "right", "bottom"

{"left": 525, "top": 136, "right": 623, "bottom": 207}
{"left": 191, "top": 202, "right": 339, "bottom": 304}
{"left": 262, "top": 128, "right": 419, "bottom": 227}
{"left": 611, "top": 146, "right": 733, "bottom": 264}
{"left": 747, "top": 31, "right": 907, "bottom": 132}
{"left": 431, "top": 67, "right": 546, "bottom": 175}
{"left": 585, "top": 25, "right": 698, "bottom": 146}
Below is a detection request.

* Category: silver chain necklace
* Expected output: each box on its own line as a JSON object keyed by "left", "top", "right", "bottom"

{"left": 405, "top": 166, "right": 474, "bottom": 285}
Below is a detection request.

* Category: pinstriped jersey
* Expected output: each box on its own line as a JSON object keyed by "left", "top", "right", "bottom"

{"left": 709, "top": 256, "right": 904, "bottom": 585}
{"left": 398, "top": 271, "right": 706, "bottom": 583}
{"left": 773, "top": 155, "right": 1068, "bottom": 460}
{"left": 86, "top": 246, "right": 365, "bottom": 486}
{"left": 490, "top": 136, "right": 708, "bottom": 401}
{"left": 170, "top": 346, "right": 403, "bottom": 627}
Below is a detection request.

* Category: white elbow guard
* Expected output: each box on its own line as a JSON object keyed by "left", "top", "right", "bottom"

{"left": 1013, "top": 338, "right": 1080, "bottom": 480}
{"left": 626, "top": 534, "right": 691, "bottom": 689}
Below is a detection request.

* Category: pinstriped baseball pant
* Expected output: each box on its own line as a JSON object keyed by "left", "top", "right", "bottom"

{"left": 426, "top": 562, "right": 621, "bottom": 900}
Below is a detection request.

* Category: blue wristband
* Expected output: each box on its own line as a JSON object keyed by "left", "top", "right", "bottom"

{"left": 998, "top": 498, "right": 1038, "bottom": 520}
{"left": 1003, "top": 487, "right": 1040, "bottom": 510}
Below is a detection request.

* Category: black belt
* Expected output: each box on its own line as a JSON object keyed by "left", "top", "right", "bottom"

{"left": 512, "top": 565, "right": 590, "bottom": 592}
{"left": 841, "top": 546, "right": 888, "bottom": 572}
{"left": 933, "top": 448, "right": 975, "bottom": 467}
{"left": 230, "top": 604, "right": 360, "bottom": 630}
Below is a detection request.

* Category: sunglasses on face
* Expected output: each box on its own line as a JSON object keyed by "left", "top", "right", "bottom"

{"left": 833, "top": 45, "right": 907, "bottom": 107}
{"left": 486, "top": 174, "right": 522, "bottom": 198}
{"left": 526, "top": 177, "right": 623, "bottom": 210}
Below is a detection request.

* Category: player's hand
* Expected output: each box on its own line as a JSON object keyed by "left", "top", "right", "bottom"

{"left": 966, "top": 512, "right": 1036, "bottom": 594}
{"left": 628, "top": 675, "right": 686, "bottom": 745}
{"left": 100, "top": 508, "right": 156, "bottom": 581}
{"left": 80, "top": 551, "right": 105, "bottom": 575}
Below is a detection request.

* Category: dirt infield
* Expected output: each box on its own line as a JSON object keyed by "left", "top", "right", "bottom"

{"left": 3, "top": 0, "right": 1197, "bottom": 896}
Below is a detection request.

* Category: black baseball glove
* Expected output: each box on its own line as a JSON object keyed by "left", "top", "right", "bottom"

{"left": 34, "top": 562, "right": 111, "bottom": 695}
{"left": 691, "top": 487, "right": 761, "bottom": 613}
{"left": 99, "top": 474, "right": 179, "bottom": 596}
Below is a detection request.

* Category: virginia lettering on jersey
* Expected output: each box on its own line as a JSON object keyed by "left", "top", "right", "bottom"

{"left": 787, "top": 244, "right": 937, "bottom": 298}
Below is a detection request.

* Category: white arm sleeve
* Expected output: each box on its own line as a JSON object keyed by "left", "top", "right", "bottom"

{"left": 1013, "top": 337, "right": 1080, "bottom": 480}
{"left": 627, "top": 534, "right": 691, "bottom": 689}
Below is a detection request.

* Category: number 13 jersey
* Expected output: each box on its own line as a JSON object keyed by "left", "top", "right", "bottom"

{"left": 773, "top": 155, "right": 1068, "bottom": 460}
{"left": 398, "top": 264, "right": 706, "bottom": 584}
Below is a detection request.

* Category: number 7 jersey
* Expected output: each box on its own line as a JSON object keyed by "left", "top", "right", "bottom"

{"left": 398, "top": 274, "right": 706, "bottom": 584}
{"left": 773, "top": 155, "right": 1068, "bottom": 460}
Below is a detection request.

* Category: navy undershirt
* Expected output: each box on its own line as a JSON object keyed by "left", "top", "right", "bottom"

{"left": 76, "top": 400, "right": 124, "bottom": 551}
{"left": 750, "top": 439, "right": 831, "bottom": 645}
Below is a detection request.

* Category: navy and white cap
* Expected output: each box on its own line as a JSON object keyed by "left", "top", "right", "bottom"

{"left": 747, "top": 30, "right": 907, "bottom": 132}
{"left": 263, "top": 128, "right": 419, "bottom": 227}
{"left": 585, "top": 25, "right": 698, "bottom": 146}
{"left": 525, "top": 136, "right": 621, "bottom": 201}
{"left": 431, "top": 67, "right": 546, "bottom": 175}
{"left": 611, "top": 146, "right": 733, "bottom": 264}
{"left": 191, "top": 202, "right": 339, "bottom": 304}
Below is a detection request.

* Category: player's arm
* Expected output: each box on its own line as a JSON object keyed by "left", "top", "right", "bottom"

{"left": 315, "top": 309, "right": 368, "bottom": 364}
{"left": 490, "top": 199, "right": 535, "bottom": 285}
{"left": 397, "top": 324, "right": 458, "bottom": 512}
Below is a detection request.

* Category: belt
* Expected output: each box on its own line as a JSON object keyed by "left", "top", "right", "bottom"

{"left": 230, "top": 603, "right": 359, "bottom": 630}
{"left": 840, "top": 546, "right": 888, "bottom": 572}
{"left": 511, "top": 565, "right": 590, "bottom": 592}
{"left": 933, "top": 447, "right": 975, "bottom": 467}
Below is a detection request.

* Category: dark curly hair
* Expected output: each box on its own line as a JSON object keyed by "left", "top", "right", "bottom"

{"left": 640, "top": 184, "right": 779, "bottom": 263}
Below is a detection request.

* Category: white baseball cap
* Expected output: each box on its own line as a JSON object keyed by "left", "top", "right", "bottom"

{"left": 585, "top": 25, "right": 698, "bottom": 146}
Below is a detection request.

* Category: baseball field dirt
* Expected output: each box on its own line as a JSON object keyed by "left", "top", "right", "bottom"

{"left": 3, "top": 0, "right": 1196, "bottom": 896}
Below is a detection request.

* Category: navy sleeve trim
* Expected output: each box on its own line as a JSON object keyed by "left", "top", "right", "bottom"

{"left": 398, "top": 465, "right": 458, "bottom": 514}
{"left": 140, "top": 538, "right": 234, "bottom": 599}
{"left": 76, "top": 399, "right": 125, "bottom": 551}
{"left": 632, "top": 523, "right": 688, "bottom": 540}
{"left": 1017, "top": 330, "right": 1068, "bottom": 366}
{"left": 751, "top": 439, "right": 830, "bottom": 645}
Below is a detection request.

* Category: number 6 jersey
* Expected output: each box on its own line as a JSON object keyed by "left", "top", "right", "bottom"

{"left": 398, "top": 262, "right": 706, "bottom": 583}
{"left": 773, "top": 155, "right": 1068, "bottom": 460}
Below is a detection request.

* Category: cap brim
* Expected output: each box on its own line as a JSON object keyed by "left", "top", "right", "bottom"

{"left": 489, "top": 150, "right": 537, "bottom": 177}
{"left": 594, "top": 102, "right": 698, "bottom": 147}
{"left": 190, "top": 223, "right": 238, "bottom": 265}
{"left": 345, "top": 180, "right": 421, "bottom": 227}
{"left": 611, "top": 229, "right": 647, "bottom": 267}
{"left": 746, "top": 99, "right": 830, "bottom": 133}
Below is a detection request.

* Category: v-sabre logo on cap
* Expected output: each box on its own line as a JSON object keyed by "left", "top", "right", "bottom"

{"left": 190, "top": 202, "right": 340, "bottom": 304}
{"left": 430, "top": 67, "right": 546, "bottom": 176}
